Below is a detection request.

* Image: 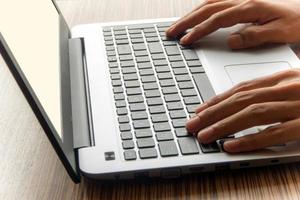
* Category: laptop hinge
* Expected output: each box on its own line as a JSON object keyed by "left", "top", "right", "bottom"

{"left": 68, "top": 37, "right": 94, "bottom": 149}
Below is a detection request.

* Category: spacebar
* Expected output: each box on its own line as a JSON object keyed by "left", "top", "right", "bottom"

{"left": 192, "top": 73, "right": 216, "bottom": 102}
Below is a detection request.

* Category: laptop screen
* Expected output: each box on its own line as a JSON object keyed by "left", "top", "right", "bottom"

{"left": 0, "top": 0, "right": 63, "bottom": 138}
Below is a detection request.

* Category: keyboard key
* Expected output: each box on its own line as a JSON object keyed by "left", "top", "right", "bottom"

{"left": 117, "top": 45, "right": 131, "bottom": 55}
{"left": 123, "top": 74, "right": 138, "bottom": 81}
{"left": 114, "top": 30, "right": 127, "bottom": 35}
{"left": 126, "top": 88, "right": 142, "bottom": 95}
{"left": 151, "top": 113, "right": 168, "bottom": 123}
{"left": 109, "top": 62, "right": 118, "bottom": 68}
{"left": 137, "top": 62, "right": 152, "bottom": 69}
{"left": 158, "top": 141, "right": 179, "bottom": 157}
{"left": 112, "top": 80, "right": 122, "bottom": 87}
{"left": 139, "top": 148, "right": 158, "bottom": 159}
{"left": 153, "top": 122, "right": 171, "bottom": 132}
{"left": 145, "top": 90, "right": 161, "bottom": 98}
{"left": 107, "top": 56, "right": 117, "bottom": 62}
{"left": 137, "top": 138, "right": 155, "bottom": 148}
{"left": 165, "top": 46, "right": 180, "bottom": 56}
{"left": 124, "top": 150, "right": 137, "bottom": 160}
{"left": 124, "top": 80, "right": 140, "bottom": 88}
{"left": 173, "top": 68, "right": 189, "bottom": 75}
{"left": 181, "top": 89, "right": 198, "bottom": 97}
{"left": 155, "top": 66, "right": 170, "bottom": 73}
{"left": 135, "top": 129, "right": 153, "bottom": 138}
{"left": 120, "top": 60, "right": 135, "bottom": 67}
{"left": 178, "top": 81, "right": 194, "bottom": 89}
{"left": 164, "top": 94, "right": 181, "bottom": 102}
{"left": 131, "top": 38, "right": 144, "bottom": 43}
{"left": 122, "top": 67, "right": 136, "bottom": 74}
{"left": 147, "top": 97, "right": 163, "bottom": 106}
{"left": 110, "top": 68, "right": 120, "bottom": 74}
{"left": 178, "top": 138, "right": 199, "bottom": 155}
{"left": 168, "top": 55, "right": 183, "bottom": 62}
{"left": 115, "top": 100, "right": 126, "bottom": 108}
{"left": 166, "top": 102, "right": 184, "bottom": 110}
{"left": 107, "top": 51, "right": 116, "bottom": 56}
{"left": 111, "top": 74, "right": 121, "bottom": 80}
{"left": 128, "top": 24, "right": 154, "bottom": 29}
{"left": 200, "top": 142, "right": 220, "bottom": 153}
{"left": 149, "top": 105, "right": 165, "bottom": 114}
{"left": 156, "top": 132, "right": 174, "bottom": 141}
{"left": 172, "top": 118, "right": 187, "bottom": 128}
{"left": 146, "top": 37, "right": 159, "bottom": 42}
{"left": 170, "top": 61, "right": 185, "bottom": 68}
{"left": 187, "top": 60, "right": 202, "bottom": 67}
{"left": 105, "top": 41, "right": 114, "bottom": 46}
{"left": 131, "top": 111, "right": 148, "bottom": 120}
{"left": 115, "top": 35, "right": 128, "bottom": 40}
{"left": 148, "top": 42, "right": 163, "bottom": 53}
{"left": 175, "top": 75, "right": 191, "bottom": 82}
{"left": 139, "top": 69, "right": 154, "bottom": 76}
{"left": 133, "top": 120, "right": 150, "bottom": 129}
{"left": 144, "top": 32, "right": 157, "bottom": 37}
{"left": 143, "top": 28, "right": 156, "bottom": 33}
{"left": 162, "top": 87, "right": 178, "bottom": 94}
{"left": 143, "top": 83, "right": 159, "bottom": 90}
{"left": 192, "top": 73, "right": 216, "bottom": 102}
{"left": 157, "top": 73, "right": 172, "bottom": 80}
{"left": 129, "top": 103, "right": 146, "bottom": 111}
{"left": 153, "top": 60, "right": 168, "bottom": 66}
{"left": 163, "top": 40, "right": 177, "bottom": 46}
{"left": 119, "top": 123, "right": 131, "bottom": 131}
{"left": 141, "top": 76, "right": 156, "bottom": 83}
{"left": 118, "top": 115, "right": 130, "bottom": 123}
{"left": 134, "top": 50, "right": 148, "bottom": 57}
{"left": 133, "top": 43, "right": 146, "bottom": 51}
{"left": 159, "top": 79, "right": 175, "bottom": 87}
{"left": 117, "top": 107, "right": 128, "bottom": 115}
{"left": 169, "top": 110, "right": 186, "bottom": 119}
{"left": 182, "top": 49, "right": 199, "bottom": 60}
{"left": 116, "top": 39, "right": 129, "bottom": 45}
{"left": 119, "top": 55, "right": 133, "bottom": 61}
{"left": 113, "top": 86, "right": 124, "bottom": 93}
{"left": 122, "top": 140, "right": 135, "bottom": 149}
{"left": 175, "top": 128, "right": 189, "bottom": 137}
{"left": 121, "top": 131, "right": 132, "bottom": 140}
{"left": 186, "top": 104, "right": 198, "bottom": 113}
{"left": 152, "top": 54, "right": 166, "bottom": 60}
{"left": 136, "top": 56, "right": 150, "bottom": 63}
{"left": 190, "top": 66, "right": 205, "bottom": 73}
{"left": 128, "top": 95, "right": 144, "bottom": 103}
{"left": 129, "top": 30, "right": 142, "bottom": 34}
{"left": 184, "top": 97, "right": 200, "bottom": 105}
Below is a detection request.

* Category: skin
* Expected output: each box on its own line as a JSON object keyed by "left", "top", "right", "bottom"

{"left": 165, "top": 0, "right": 300, "bottom": 153}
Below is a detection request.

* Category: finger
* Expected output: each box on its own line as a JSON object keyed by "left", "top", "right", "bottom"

{"left": 196, "top": 101, "right": 300, "bottom": 143}
{"left": 223, "top": 118, "right": 300, "bottom": 153}
{"left": 228, "top": 23, "right": 286, "bottom": 49}
{"left": 180, "top": 3, "right": 260, "bottom": 45}
{"left": 166, "top": 0, "right": 235, "bottom": 38}
{"left": 194, "top": 70, "right": 286, "bottom": 114}
{"left": 187, "top": 86, "right": 283, "bottom": 133}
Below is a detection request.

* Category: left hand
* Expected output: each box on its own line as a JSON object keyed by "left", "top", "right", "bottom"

{"left": 186, "top": 69, "right": 300, "bottom": 153}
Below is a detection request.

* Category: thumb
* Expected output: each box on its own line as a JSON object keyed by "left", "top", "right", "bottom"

{"left": 227, "top": 25, "right": 276, "bottom": 49}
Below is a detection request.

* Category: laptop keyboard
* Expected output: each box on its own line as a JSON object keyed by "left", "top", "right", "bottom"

{"left": 102, "top": 22, "right": 220, "bottom": 161}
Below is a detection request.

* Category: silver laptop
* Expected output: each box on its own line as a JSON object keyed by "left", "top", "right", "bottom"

{"left": 1, "top": 0, "right": 300, "bottom": 183}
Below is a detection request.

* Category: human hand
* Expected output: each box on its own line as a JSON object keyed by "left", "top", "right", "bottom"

{"left": 186, "top": 69, "right": 300, "bottom": 153}
{"left": 166, "top": 0, "right": 300, "bottom": 49}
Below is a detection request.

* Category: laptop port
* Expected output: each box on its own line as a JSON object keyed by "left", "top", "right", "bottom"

{"left": 215, "top": 163, "right": 230, "bottom": 171}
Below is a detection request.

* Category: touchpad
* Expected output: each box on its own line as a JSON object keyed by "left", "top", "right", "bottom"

{"left": 225, "top": 62, "right": 291, "bottom": 85}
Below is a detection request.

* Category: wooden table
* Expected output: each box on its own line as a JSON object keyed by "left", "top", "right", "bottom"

{"left": 1, "top": 0, "right": 300, "bottom": 199}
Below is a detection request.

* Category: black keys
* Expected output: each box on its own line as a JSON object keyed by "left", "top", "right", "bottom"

{"left": 158, "top": 141, "right": 179, "bottom": 157}
{"left": 178, "top": 138, "right": 199, "bottom": 155}
{"left": 199, "top": 142, "right": 220, "bottom": 153}
{"left": 192, "top": 73, "right": 216, "bottom": 102}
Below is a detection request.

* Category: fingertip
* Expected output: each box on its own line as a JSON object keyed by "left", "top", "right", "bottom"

{"left": 195, "top": 102, "right": 208, "bottom": 113}
{"left": 223, "top": 140, "right": 240, "bottom": 153}
{"left": 165, "top": 26, "right": 175, "bottom": 37}
{"left": 228, "top": 34, "right": 244, "bottom": 49}
{"left": 186, "top": 115, "right": 199, "bottom": 133}
{"left": 180, "top": 35, "right": 191, "bottom": 45}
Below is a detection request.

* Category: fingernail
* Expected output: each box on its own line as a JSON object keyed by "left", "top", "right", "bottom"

{"left": 228, "top": 34, "right": 244, "bottom": 49}
{"left": 186, "top": 114, "right": 201, "bottom": 133}
{"left": 166, "top": 26, "right": 174, "bottom": 35}
{"left": 223, "top": 140, "right": 240, "bottom": 153}
{"left": 180, "top": 35, "right": 189, "bottom": 45}
{"left": 197, "top": 127, "right": 214, "bottom": 142}
{"left": 195, "top": 102, "right": 208, "bottom": 113}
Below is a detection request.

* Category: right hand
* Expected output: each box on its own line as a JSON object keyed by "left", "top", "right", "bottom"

{"left": 166, "top": 0, "right": 300, "bottom": 49}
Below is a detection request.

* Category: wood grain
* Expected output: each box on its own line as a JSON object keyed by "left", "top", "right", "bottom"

{"left": 1, "top": 0, "right": 300, "bottom": 199}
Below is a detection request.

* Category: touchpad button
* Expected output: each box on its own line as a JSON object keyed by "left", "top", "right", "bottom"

{"left": 225, "top": 62, "right": 291, "bottom": 85}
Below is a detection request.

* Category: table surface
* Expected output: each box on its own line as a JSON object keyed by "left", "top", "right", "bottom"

{"left": 1, "top": 0, "right": 300, "bottom": 199}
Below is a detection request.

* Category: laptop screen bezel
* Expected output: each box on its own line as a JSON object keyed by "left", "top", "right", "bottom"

{"left": 0, "top": 0, "right": 80, "bottom": 183}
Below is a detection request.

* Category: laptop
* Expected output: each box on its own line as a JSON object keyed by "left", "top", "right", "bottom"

{"left": 1, "top": 0, "right": 300, "bottom": 183}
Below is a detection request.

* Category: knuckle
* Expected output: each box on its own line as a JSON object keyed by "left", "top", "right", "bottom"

{"left": 232, "top": 91, "right": 253, "bottom": 105}
{"left": 210, "top": 13, "right": 224, "bottom": 27}
{"left": 234, "top": 80, "right": 252, "bottom": 92}
{"left": 247, "top": 104, "right": 268, "bottom": 118}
